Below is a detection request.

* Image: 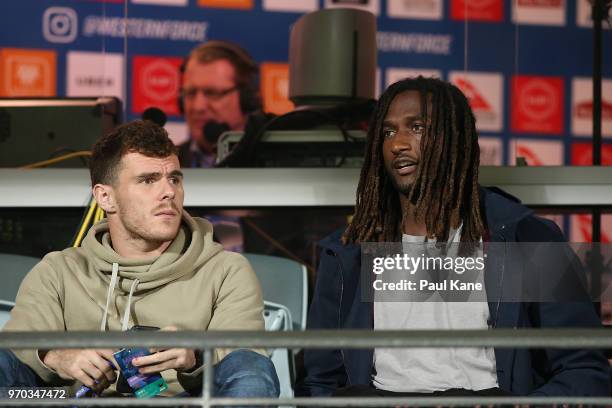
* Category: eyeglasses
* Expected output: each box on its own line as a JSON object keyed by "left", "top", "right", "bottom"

{"left": 180, "top": 86, "right": 239, "bottom": 101}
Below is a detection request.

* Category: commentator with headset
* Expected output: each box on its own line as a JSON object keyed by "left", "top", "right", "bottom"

{"left": 177, "top": 40, "right": 262, "bottom": 168}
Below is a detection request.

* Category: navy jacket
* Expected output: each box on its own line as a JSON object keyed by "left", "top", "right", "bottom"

{"left": 299, "top": 187, "right": 610, "bottom": 396}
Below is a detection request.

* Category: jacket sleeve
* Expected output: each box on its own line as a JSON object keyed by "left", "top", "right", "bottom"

{"left": 296, "top": 247, "right": 348, "bottom": 397}
{"left": 177, "top": 252, "right": 266, "bottom": 392}
{"left": 519, "top": 216, "right": 611, "bottom": 396}
{"left": 528, "top": 301, "right": 610, "bottom": 396}
{"left": 3, "top": 257, "right": 70, "bottom": 385}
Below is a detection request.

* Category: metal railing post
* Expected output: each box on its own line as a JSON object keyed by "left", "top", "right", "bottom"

{"left": 203, "top": 348, "right": 213, "bottom": 408}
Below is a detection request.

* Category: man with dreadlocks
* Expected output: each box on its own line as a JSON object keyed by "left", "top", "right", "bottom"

{"left": 298, "top": 77, "right": 610, "bottom": 398}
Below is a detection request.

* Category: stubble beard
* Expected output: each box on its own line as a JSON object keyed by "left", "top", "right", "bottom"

{"left": 119, "top": 207, "right": 180, "bottom": 245}
{"left": 386, "top": 166, "right": 413, "bottom": 196}
{"left": 386, "top": 170, "right": 422, "bottom": 205}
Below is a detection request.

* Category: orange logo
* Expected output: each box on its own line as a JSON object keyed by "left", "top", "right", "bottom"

{"left": 261, "top": 62, "right": 294, "bottom": 115}
{"left": 0, "top": 48, "right": 56, "bottom": 96}
{"left": 197, "top": 0, "right": 253, "bottom": 9}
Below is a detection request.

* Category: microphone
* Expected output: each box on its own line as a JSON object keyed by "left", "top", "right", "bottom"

{"left": 203, "top": 121, "right": 230, "bottom": 146}
{"left": 142, "top": 107, "right": 167, "bottom": 127}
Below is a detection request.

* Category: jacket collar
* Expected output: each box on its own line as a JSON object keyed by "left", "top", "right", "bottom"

{"left": 479, "top": 186, "right": 532, "bottom": 240}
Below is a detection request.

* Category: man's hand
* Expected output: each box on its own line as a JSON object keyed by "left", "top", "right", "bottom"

{"left": 42, "top": 349, "right": 118, "bottom": 393}
{"left": 131, "top": 326, "right": 197, "bottom": 374}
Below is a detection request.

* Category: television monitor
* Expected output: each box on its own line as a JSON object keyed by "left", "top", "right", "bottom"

{"left": 0, "top": 97, "right": 122, "bottom": 168}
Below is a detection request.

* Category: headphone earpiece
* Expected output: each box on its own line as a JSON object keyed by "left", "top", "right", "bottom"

{"left": 238, "top": 82, "right": 260, "bottom": 114}
{"left": 178, "top": 58, "right": 187, "bottom": 115}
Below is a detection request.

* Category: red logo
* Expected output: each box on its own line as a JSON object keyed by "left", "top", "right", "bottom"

{"left": 576, "top": 100, "right": 612, "bottom": 121}
{"left": 571, "top": 143, "right": 612, "bottom": 166}
{"left": 515, "top": 145, "right": 544, "bottom": 166}
{"left": 573, "top": 214, "right": 611, "bottom": 243}
{"left": 517, "top": 0, "right": 562, "bottom": 6}
{"left": 511, "top": 76, "right": 564, "bottom": 134}
{"left": 450, "top": 0, "right": 503, "bottom": 22}
{"left": 454, "top": 77, "right": 492, "bottom": 112}
{"left": 132, "top": 56, "right": 183, "bottom": 116}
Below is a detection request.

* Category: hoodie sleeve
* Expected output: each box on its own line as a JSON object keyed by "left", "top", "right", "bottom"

{"left": 177, "top": 252, "right": 266, "bottom": 391}
{"left": 3, "top": 256, "right": 70, "bottom": 385}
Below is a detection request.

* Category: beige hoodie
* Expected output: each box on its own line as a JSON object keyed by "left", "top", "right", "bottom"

{"left": 4, "top": 212, "right": 265, "bottom": 395}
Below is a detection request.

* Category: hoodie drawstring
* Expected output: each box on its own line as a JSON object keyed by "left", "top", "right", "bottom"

{"left": 100, "top": 262, "right": 140, "bottom": 331}
{"left": 121, "top": 278, "right": 140, "bottom": 331}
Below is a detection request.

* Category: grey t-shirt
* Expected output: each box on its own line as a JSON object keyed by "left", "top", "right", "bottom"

{"left": 372, "top": 230, "right": 498, "bottom": 393}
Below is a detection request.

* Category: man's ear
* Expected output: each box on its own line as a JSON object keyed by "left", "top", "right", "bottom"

{"left": 93, "top": 183, "right": 117, "bottom": 214}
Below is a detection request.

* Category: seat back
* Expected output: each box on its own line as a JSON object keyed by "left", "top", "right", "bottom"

{"left": 245, "top": 254, "right": 308, "bottom": 406}
{"left": 243, "top": 253, "right": 308, "bottom": 331}
{"left": 0, "top": 300, "right": 15, "bottom": 330}
{"left": 0, "top": 253, "right": 40, "bottom": 302}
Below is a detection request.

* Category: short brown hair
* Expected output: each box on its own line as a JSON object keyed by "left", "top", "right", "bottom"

{"left": 184, "top": 40, "right": 258, "bottom": 89}
{"left": 90, "top": 120, "right": 178, "bottom": 186}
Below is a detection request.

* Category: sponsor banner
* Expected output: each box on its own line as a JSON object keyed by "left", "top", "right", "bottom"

{"left": 0, "top": 48, "right": 56, "bottom": 97}
{"left": 82, "top": 17, "right": 207, "bottom": 42}
{"left": 260, "top": 62, "right": 294, "bottom": 115}
{"left": 571, "top": 143, "right": 612, "bottom": 165}
{"left": 324, "top": 0, "right": 380, "bottom": 16}
{"left": 197, "top": 0, "right": 254, "bottom": 9}
{"left": 66, "top": 51, "right": 124, "bottom": 101}
{"left": 576, "top": 0, "right": 611, "bottom": 29}
{"left": 132, "top": 56, "right": 183, "bottom": 115}
{"left": 450, "top": 0, "right": 503, "bottom": 22}
{"left": 377, "top": 32, "right": 452, "bottom": 55}
{"left": 450, "top": 71, "right": 503, "bottom": 132}
{"left": 387, "top": 0, "right": 443, "bottom": 20}
{"left": 263, "top": 0, "right": 318, "bottom": 12}
{"left": 478, "top": 136, "right": 503, "bottom": 165}
{"left": 511, "top": 75, "right": 564, "bottom": 134}
{"left": 571, "top": 77, "right": 612, "bottom": 137}
{"left": 512, "top": 0, "right": 566, "bottom": 26}
{"left": 509, "top": 139, "right": 563, "bottom": 166}
{"left": 164, "top": 121, "right": 189, "bottom": 146}
{"left": 132, "top": 0, "right": 188, "bottom": 5}
{"left": 570, "top": 214, "right": 612, "bottom": 243}
{"left": 42, "top": 7, "right": 78, "bottom": 44}
{"left": 386, "top": 68, "right": 442, "bottom": 87}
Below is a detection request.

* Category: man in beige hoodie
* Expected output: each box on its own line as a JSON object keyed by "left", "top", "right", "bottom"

{"left": 0, "top": 120, "right": 280, "bottom": 400}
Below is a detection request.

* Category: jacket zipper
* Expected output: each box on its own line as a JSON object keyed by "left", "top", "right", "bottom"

{"left": 329, "top": 248, "right": 352, "bottom": 385}
{"left": 492, "top": 224, "right": 506, "bottom": 328}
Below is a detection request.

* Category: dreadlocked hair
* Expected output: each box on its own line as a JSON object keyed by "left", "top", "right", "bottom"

{"left": 342, "top": 76, "right": 484, "bottom": 245}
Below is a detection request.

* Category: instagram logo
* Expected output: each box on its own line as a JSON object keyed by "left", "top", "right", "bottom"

{"left": 42, "top": 7, "right": 78, "bottom": 44}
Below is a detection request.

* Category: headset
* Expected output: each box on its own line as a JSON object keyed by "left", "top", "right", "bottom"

{"left": 178, "top": 40, "right": 261, "bottom": 115}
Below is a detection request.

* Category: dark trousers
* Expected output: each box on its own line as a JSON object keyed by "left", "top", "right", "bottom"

{"left": 334, "top": 385, "right": 511, "bottom": 397}
{"left": 334, "top": 384, "right": 512, "bottom": 407}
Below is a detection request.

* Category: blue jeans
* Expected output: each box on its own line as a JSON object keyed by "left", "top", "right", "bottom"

{"left": 0, "top": 349, "right": 39, "bottom": 387}
{"left": 213, "top": 349, "right": 280, "bottom": 402}
{"left": 0, "top": 349, "right": 279, "bottom": 402}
